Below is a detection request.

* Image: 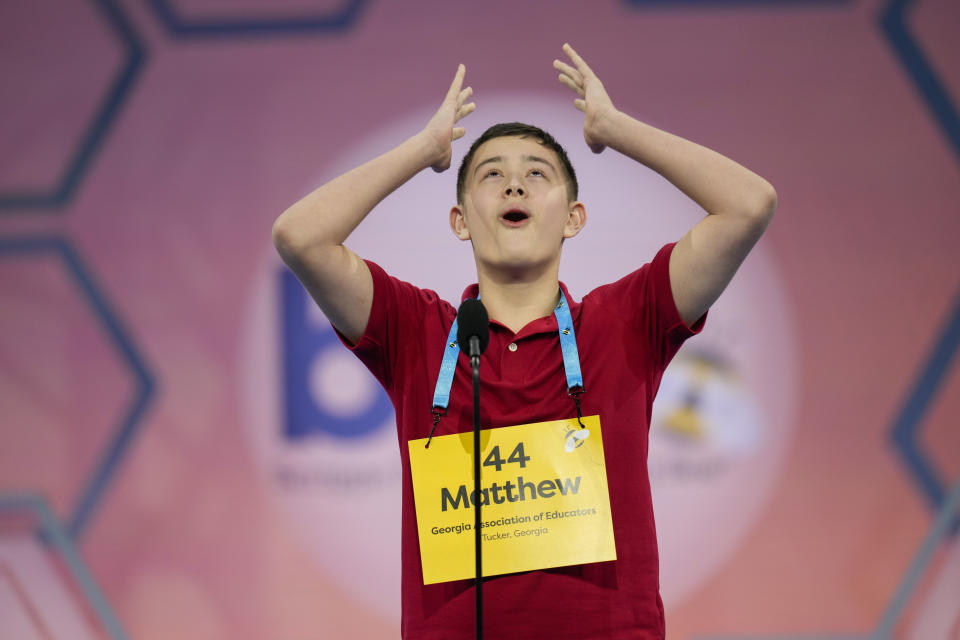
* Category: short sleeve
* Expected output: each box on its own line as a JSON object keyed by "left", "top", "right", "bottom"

{"left": 588, "top": 242, "right": 705, "bottom": 371}
{"left": 334, "top": 260, "right": 452, "bottom": 395}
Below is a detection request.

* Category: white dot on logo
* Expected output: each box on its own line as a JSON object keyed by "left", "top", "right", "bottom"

{"left": 309, "top": 348, "right": 377, "bottom": 417}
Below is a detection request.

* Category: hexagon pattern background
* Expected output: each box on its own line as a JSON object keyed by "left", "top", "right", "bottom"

{"left": 1, "top": 0, "right": 958, "bottom": 638}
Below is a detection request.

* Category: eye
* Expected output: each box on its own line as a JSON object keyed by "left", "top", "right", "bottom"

{"left": 484, "top": 169, "right": 501, "bottom": 179}
{"left": 529, "top": 169, "right": 545, "bottom": 178}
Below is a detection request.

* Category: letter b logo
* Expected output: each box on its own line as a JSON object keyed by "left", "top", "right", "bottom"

{"left": 280, "top": 270, "right": 391, "bottom": 439}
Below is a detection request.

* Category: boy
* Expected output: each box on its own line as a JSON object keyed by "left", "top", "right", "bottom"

{"left": 273, "top": 43, "right": 776, "bottom": 639}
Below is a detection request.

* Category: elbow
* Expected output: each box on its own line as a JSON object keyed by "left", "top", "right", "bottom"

{"left": 272, "top": 208, "right": 342, "bottom": 270}
{"left": 713, "top": 180, "right": 778, "bottom": 229}
{"left": 271, "top": 214, "right": 290, "bottom": 253}
{"left": 760, "top": 180, "right": 778, "bottom": 219}
{"left": 271, "top": 211, "right": 302, "bottom": 264}
{"left": 747, "top": 180, "right": 777, "bottom": 229}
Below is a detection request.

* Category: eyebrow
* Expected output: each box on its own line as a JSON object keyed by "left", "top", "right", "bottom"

{"left": 473, "top": 155, "right": 558, "bottom": 177}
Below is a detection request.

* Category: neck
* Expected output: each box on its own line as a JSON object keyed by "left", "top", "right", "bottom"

{"left": 476, "top": 266, "right": 561, "bottom": 334}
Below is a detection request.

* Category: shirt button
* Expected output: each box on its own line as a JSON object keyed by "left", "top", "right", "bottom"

{"left": 508, "top": 342, "right": 518, "bottom": 352}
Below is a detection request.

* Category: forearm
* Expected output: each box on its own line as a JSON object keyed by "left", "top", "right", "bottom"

{"left": 595, "top": 109, "right": 777, "bottom": 221}
{"left": 272, "top": 132, "right": 436, "bottom": 260}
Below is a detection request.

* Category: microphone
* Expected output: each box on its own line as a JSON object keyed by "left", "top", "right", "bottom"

{"left": 457, "top": 298, "right": 489, "bottom": 359}
{"left": 457, "top": 297, "right": 489, "bottom": 638}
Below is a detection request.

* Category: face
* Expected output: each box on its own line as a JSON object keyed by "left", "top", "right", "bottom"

{"left": 450, "top": 136, "right": 586, "bottom": 278}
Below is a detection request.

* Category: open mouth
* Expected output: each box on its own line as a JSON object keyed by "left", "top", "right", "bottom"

{"left": 501, "top": 209, "right": 529, "bottom": 223}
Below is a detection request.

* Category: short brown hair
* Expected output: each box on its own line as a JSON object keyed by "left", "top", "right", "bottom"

{"left": 456, "top": 123, "right": 578, "bottom": 205}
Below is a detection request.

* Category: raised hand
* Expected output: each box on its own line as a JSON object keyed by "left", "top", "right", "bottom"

{"left": 422, "top": 64, "right": 476, "bottom": 172}
{"left": 553, "top": 43, "right": 617, "bottom": 154}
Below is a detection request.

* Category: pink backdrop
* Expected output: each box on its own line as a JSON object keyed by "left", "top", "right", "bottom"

{"left": 1, "top": 0, "right": 958, "bottom": 638}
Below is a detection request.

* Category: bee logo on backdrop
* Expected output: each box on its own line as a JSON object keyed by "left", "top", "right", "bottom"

{"left": 650, "top": 350, "right": 763, "bottom": 484}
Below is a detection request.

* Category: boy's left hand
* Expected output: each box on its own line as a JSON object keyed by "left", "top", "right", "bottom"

{"left": 554, "top": 43, "right": 617, "bottom": 154}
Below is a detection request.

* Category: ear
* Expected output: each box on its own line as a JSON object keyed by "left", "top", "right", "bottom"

{"left": 563, "top": 201, "right": 587, "bottom": 239}
{"left": 450, "top": 205, "right": 471, "bottom": 241}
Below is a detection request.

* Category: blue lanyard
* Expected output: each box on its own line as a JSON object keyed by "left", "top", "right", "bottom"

{"left": 428, "top": 289, "right": 585, "bottom": 445}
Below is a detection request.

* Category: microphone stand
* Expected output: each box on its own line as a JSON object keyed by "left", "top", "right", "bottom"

{"left": 469, "top": 335, "right": 483, "bottom": 640}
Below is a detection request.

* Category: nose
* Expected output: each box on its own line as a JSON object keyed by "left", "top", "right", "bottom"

{"left": 504, "top": 180, "right": 525, "bottom": 198}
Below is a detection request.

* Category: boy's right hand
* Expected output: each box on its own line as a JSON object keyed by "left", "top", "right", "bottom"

{"left": 421, "top": 64, "right": 475, "bottom": 173}
{"left": 272, "top": 63, "right": 474, "bottom": 345}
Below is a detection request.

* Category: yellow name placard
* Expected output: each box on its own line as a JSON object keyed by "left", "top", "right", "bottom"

{"left": 408, "top": 415, "right": 616, "bottom": 585}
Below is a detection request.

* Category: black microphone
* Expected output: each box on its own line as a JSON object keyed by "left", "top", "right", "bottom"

{"left": 457, "top": 298, "right": 489, "bottom": 358}
{"left": 457, "top": 297, "right": 489, "bottom": 640}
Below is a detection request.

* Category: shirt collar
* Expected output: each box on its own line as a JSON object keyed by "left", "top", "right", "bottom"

{"left": 459, "top": 281, "right": 582, "bottom": 339}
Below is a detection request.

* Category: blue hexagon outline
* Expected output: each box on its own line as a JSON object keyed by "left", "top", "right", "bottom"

{"left": 0, "top": 492, "right": 129, "bottom": 639}
{"left": 889, "top": 290, "right": 960, "bottom": 513}
{"left": 881, "top": 0, "right": 960, "bottom": 163}
{"left": 146, "top": 0, "right": 369, "bottom": 37}
{"left": 880, "top": 0, "right": 960, "bottom": 515}
{"left": 0, "top": 235, "right": 155, "bottom": 540}
{"left": 0, "top": 0, "right": 146, "bottom": 213}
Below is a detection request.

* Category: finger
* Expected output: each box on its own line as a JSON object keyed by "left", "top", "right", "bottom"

{"left": 457, "top": 86, "right": 473, "bottom": 105}
{"left": 452, "top": 127, "right": 466, "bottom": 141}
{"left": 574, "top": 98, "right": 586, "bottom": 112}
{"left": 553, "top": 60, "right": 582, "bottom": 85}
{"left": 558, "top": 74, "right": 585, "bottom": 97}
{"left": 562, "top": 43, "right": 594, "bottom": 77}
{"left": 456, "top": 102, "right": 476, "bottom": 121}
{"left": 445, "top": 64, "right": 466, "bottom": 101}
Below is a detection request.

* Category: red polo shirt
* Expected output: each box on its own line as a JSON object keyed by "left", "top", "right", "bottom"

{"left": 344, "top": 243, "right": 703, "bottom": 639}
